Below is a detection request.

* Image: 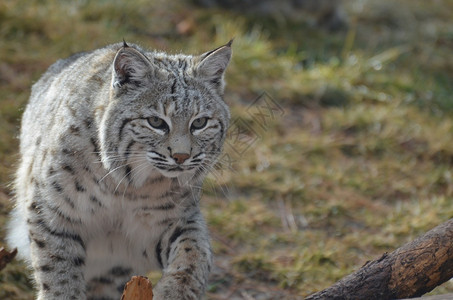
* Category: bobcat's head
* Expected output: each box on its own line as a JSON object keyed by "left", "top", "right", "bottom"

{"left": 99, "top": 41, "right": 232, "bottom": 186}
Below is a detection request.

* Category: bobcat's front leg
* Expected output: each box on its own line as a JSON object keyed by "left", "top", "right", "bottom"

{"left": 27, "top": 200, "right": 87, "bottom": 299}
{"left": 153, "top": 211, "right": 212, "bottom": 300}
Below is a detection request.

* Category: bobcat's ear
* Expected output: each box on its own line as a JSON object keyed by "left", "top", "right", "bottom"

{"left": 195, "top": 40, "right": 233, "bottom": 93}
{"left": 112, "top": 44, "right": 152, "bottom": 90}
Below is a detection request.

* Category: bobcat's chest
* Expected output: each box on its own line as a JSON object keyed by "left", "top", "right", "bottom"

{"left": 82, "top": 177, "right": 184, "bottom": 279}
{"left": 84, "top": 173, "right": 181, "bottom": 235}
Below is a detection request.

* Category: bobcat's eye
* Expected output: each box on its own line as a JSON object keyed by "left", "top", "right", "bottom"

{"left": 148, "top": 117, "right": 168, "bottom": 131}
{"left": 191, "top": 117, "right": 208, "bottom": 130}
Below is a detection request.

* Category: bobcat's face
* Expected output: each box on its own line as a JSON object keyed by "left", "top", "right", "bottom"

{"left": 128, "top": 81, "right": 229, "bottom": 179}
{"left": 99, "top": 42, "right": 231, "bottom": 184}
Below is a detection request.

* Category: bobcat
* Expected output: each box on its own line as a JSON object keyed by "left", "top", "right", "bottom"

{"left": 7, "top": 40, "right": 232, "bottom": 299}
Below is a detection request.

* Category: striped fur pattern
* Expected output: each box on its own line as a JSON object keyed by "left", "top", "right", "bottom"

{"left": 7, "top": 41, "right": 232, "bottom": 300}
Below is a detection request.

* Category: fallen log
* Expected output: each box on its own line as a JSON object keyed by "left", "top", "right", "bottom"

{"left": 306, "top": 218, "right": 453, "bottom": 300}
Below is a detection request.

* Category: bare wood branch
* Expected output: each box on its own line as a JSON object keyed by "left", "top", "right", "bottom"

{"left": 306, "top": 218, "right": 453, "bottom": 300}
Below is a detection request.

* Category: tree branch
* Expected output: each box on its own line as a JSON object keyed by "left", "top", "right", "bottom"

{"left": 306, "top": 218, "right": 453, "bottom": 300}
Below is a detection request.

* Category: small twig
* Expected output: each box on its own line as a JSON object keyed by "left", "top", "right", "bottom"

{"left": 121, "top": 276, "right": 153, "bottom": 300}
{"left": 0, "top": 247, "right": 17, "bottom": 271}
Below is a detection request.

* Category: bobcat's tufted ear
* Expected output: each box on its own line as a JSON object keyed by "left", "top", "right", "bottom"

{"left": 112, "top": 43, "right": 153, "bottom": 90}
{"left": 195, "top": 40, "right": 233, "bottom": 93}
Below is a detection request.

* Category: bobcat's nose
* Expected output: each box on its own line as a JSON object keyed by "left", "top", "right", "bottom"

{"left": 172, "top": 153, "right": 190, "bottom": 165}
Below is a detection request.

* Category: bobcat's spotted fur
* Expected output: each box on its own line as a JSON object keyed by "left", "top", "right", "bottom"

{"left": 7, "top": 40, "right": 232, "bottom": 299}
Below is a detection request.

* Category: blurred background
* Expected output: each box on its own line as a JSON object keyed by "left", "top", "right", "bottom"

{"left": 0, "top": 0, "right": 452, "bottom": 299}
